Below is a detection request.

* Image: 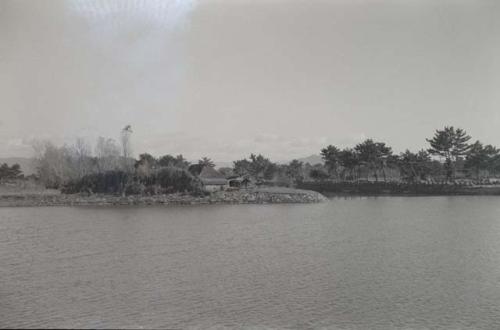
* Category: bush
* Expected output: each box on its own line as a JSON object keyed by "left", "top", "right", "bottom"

{"left": 139, "top": 167, "right": 202, "bottom": 194}
{"left": 63, "top": 167, "right": 203, "bottom": 195}
{"left": 125, "top": 181, "right": 145, "bottom": 195}
{"left": 62, "top": 170, "right": 129, "bottom": 195}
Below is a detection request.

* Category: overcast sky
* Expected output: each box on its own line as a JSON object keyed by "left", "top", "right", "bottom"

{"left": 1, "top": 0, "right": 500, "bottom": 162}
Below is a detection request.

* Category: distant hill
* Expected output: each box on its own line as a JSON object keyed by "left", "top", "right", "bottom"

{"left": 295, "top": 154, "right": 323, "bottom": 165}
{"left": 0, "top": 157, "right": 36, "bottom": 176}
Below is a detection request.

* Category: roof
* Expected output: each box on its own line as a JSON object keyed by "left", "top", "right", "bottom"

{"left": 199, "top": 166, "right": 226, "bottom": 179}
{"left": 228, "top": 176, "right": 251, "bottom": 183}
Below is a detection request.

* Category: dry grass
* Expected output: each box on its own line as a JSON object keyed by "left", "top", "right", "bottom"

{"left": 0, "top": 182, "right": 59, "bottom": 196}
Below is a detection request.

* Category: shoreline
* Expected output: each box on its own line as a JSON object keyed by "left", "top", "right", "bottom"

{"left": 0, "top": 188, "right": 327, "bottom": 207}
{"left": 3, "top": 182, "right": 500, "bottom": 207}
{"left": 297, "top": 181, "right": 500, "bottom": 196}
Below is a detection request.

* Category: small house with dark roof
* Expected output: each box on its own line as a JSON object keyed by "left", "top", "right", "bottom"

{"left": 198, "top": 166, "right": 229, "bottom": 192}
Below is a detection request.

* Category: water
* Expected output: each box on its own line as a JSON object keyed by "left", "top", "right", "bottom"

{"left": 1, "top": 197, "right": 500, "bottom": 329}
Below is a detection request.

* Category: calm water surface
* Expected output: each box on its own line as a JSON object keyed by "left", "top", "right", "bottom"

{"left": 2, "top": 197, "right": 500, "bottom": 329}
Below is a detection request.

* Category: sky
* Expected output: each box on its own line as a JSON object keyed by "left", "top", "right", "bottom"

{"left": 1, "top": 0, "right": 500, "bottom": 162}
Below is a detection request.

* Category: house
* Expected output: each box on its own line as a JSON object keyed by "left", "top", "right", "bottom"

{"left": 227, "top": 175, "right": 251, "bottom": 188}
{"left": 198, "top": 166, "right": 229, "bottom": 192}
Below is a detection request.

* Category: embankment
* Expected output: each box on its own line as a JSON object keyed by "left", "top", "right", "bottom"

{"left": 0, "top": 188, "right": 326, "bottom": 207}
{"left": 297, "top": 181, "right": 500, "bottom": 196}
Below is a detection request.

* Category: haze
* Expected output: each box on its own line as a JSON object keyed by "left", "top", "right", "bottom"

{"left": 1, "top": 0, "right": 499, "bottom": 162}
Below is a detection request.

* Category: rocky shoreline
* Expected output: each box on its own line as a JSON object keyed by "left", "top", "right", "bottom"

{"left": 0, "top": 188, "right": 327, "bottom": 207}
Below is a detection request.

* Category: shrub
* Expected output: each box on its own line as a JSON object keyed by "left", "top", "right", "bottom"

{"left": 62, "top": 170, "right": 129, "bottom": 195}
{"left": 63, "top": 167, "right": 203, "bottom": 195}
{"left": 139, "top": 167, "right": 202, "bottom": 194}
{"left": 125, "top": 181, "right": 145, "bottom": 195}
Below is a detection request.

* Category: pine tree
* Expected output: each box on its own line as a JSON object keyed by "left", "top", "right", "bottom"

{"left": 427, "top": 126, "right": 471, "bottom": 180}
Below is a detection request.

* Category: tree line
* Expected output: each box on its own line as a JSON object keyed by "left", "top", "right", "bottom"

{"left": 29, "top": 125, "right": 500, "bottom": 195}
{"left": 316, "top": 126, "right": 500, "bottom": 183}
{"left": 229, "top": 126, "right": 500, "bottom": 185}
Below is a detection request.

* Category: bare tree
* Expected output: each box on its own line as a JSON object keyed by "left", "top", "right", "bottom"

{"left": 120, "top": 125, "right": 133, "bottom": 172}
{"left": 121, "top": 125, "right": 133, "bottom": 159}
{"left": 32, "top": 140, "right": 73, "bottom": 188}
{"left": 95, "top": 137, "right": 121, "bottom": 172}
{"left": 71, "top": 137, "right": 92, "bottom": 178}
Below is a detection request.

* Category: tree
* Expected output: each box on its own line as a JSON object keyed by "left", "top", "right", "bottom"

{"left": 375, "top": 142, "right": 392, "bottom": 182}
{"left": 0, "top": 163, "right": 9, "bottom": 178}
{"left": 427, "top": 126, "right": 471, "bottom": 180}
{"left": 71, "top": 137, "right": 93, "bottom": 178}
{"left": 0, "top": 163, "right": 23, "bottom": 180}
{"left": 354, "top": 139, "right": 392, "bottom": 181}
{"left": 338, "top": 148, "right": 360, "bottom": 181}
{"left": 320, "top": 145, "right": 341, "bottom": 179}
{"left": 233, "top": 158, "right": 251, "bottom": 176}
{"left": 354, "top": 139, "right": 378, "bottom": 180}
{"left": 233, "top": 154, "right": 278, "bottom": 181}
{"left": 120, "top": 125, "right": 133, "bottom": 172}
{"left": 309, "top": 167, "right": 329, "bottom": 181}
{"left": 490, "top": 154, "right": 500, "bottom": 176}
{"left": 158, "top": 154, "right": 176, "bottom": 167}
{"left": 198, "top": 157, "right": 215, "bottom": 168}
{"left": 152, "top": 167, "right": 201, "bottom": 193}
{"left": 157, "top": 154, "right": 190, "bottom": 168}
{"left": 9, "top": 163, "right": 22, "bottom": 178}
{"left": 464, "top": 141, "right": 499, "bottom": 178}
{"left": 249, "top": 154, "right": 277, "bottom": 180}
{"left": 32, "top": 141, "right": 75, "bottom": 188}
{"left": 286, "top": 159, "right": 304, "bottom": 184}
{"left": 135, "top": 153, "right": 157, "bottom": 176}
{"left": 174, "top": 155, "right": 190, "bottom": 169}
{"left": 398, "top": 150, "right": 432, "bottom": 182}
{"left": 121, "top": 125, "right": 133, "bottom": 158}
{"left": 136, "top": 153, "right": 157, "bottom": 166}
{"left": 95, "top": 137, "right": 121, "bottom": 172}
{"left": 218, "top": 167, "right": 234, "bottom": 178}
